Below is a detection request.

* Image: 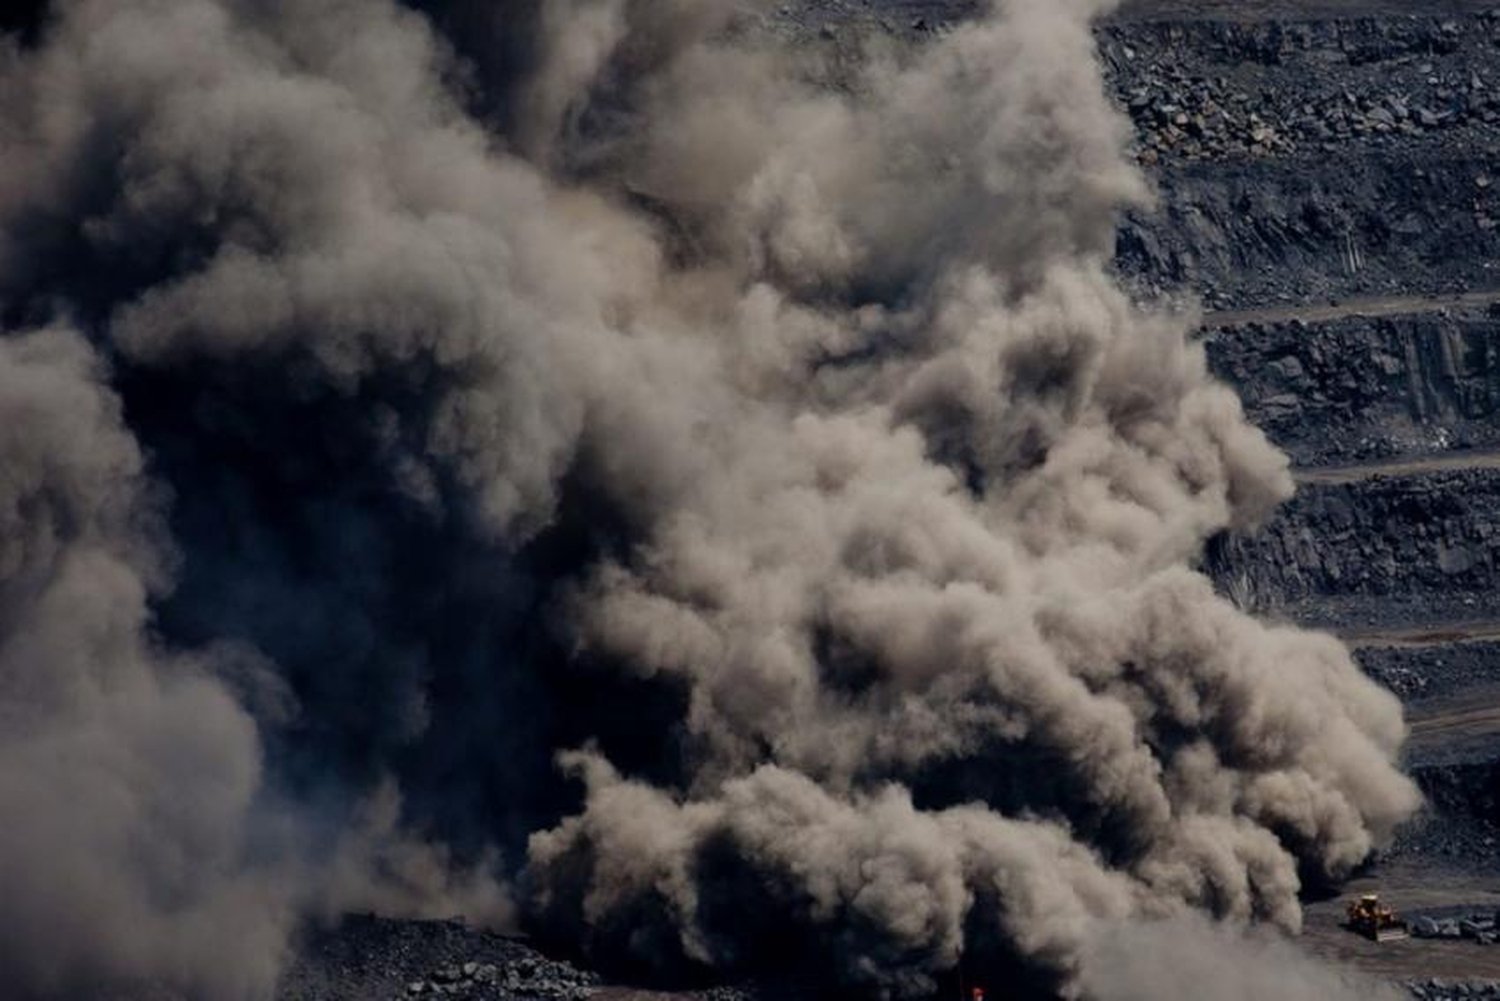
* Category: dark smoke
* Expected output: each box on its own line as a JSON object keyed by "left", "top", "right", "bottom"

{"left": 0, "top": 1, "right": 1417, "bottom": 999}
{"left": 0, "top": 0, "right": 46, "bottom": 41}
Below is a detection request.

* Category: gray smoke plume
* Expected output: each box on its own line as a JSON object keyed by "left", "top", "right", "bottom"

{"left": 0, "top": 323, "right": 511, "bottom": 1000}
{"left": 0, "top": 325, "right": 280, "bottom": 997}
{"left": 0, "top": 0, "right": 1418, "bottom": 998}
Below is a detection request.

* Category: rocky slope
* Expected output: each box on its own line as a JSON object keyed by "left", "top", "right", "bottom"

{"left": 1205, "top": 305, "right": 1500, "bottom": 466}
{"left": 1206, "top": 467, "right": 1500, "bottom": 623}
{"left": 1104, "top": 10, "right": 1500, "bottom": 308}
{"left": 1117, "top": 8, "right": 1500, "bottom": 997}
{"left": 1103, "top": 14, "right": 1499, "bottom": 166}
{"left": 1119, "top": 151, "right": 1500, "bottom": 308}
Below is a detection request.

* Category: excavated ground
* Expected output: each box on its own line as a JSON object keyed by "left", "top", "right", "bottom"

{"left": 1130, "top": 7, "right": 1500, "bottom": 995}
{"left": 264, "top": 3, "right": 1500, "bottom": 999}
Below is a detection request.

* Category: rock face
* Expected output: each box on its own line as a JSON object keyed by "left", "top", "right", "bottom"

{"left": 1093, "top": 10, "right": 1500, "bottom": 648}
{"left": 1095, "top": 17, "right": 1500, "bottom": 992}
{"left": 1116, "top": 153, "right": 1500, "bottom": 309}
{"left": 1205, "top": 469, "right": 1500, "bottom": 622}
{"left": 1205, "top": 308, "right": 1500, "bottom": 466}
{"left": 1101, "top": 11, "right": 1500, "bottom": 308}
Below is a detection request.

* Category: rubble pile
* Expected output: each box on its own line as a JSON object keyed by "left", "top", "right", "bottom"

{"left": 1409, "top": 912, "right": 1500, "bottom": 943}
{"left": 275, "top": 914, "right": 776, "bottom": 1001}
{"left": 403, "top": 956, "right": 598, "bottom": 999}
{"left": 1409, "top": 979, "right": 1500, "bottom": 1000}
{"left": 1101, "top": 15, "right": 1500, "bottom": 163}
{"left": 1102, "top": 11, "right": 1500, "bottom": 309}
{"left": 1357, "top": 641, "right": 1500, "bottom": 703}
{"left": 276, "top": 916, "right": 614, "bottom": 1001}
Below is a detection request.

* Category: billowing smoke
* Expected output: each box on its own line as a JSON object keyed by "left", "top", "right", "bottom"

{"left": 0, "top": 0, "right": 1419, "bottom": 998}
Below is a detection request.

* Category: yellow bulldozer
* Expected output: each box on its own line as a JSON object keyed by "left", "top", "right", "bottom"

{"left": 1346, "top": 893, "right": 1409, "bottom": 942}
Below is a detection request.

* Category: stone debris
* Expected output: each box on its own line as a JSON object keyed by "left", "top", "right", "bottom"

{"left": 1406, "top": 910, "right": 1500, "bottom": 942}
{"left": 401, "top": 954, "right": 598, "bottom": 999}
{"left": 1409, "top": 978, "right": 1500, "bottom": 1000}
{"left": 1099, "top": 13, "right": 1500, "bottom": 164}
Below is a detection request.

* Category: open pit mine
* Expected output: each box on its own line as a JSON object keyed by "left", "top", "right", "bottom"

{"left": 4, "top": 1, "right": 1500, "bottom": 1000}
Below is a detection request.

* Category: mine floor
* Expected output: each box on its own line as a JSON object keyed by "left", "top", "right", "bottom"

{"left": 1303, "top": 863, "right": 1500, "bottom": 982}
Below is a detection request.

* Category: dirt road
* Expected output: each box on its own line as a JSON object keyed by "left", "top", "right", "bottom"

{"left": 1399, "top": 685, "right": 1500, "bottom": 755}
{"left": 1295, "top": 449, "right": 1500, "bottom": 487}
{"left": 1204, "top": 290, "right": 1500, "bottom": 329}
{"left": 1301, "top": 862, "right": 1500, "bottom": 983}
{"left": 1410, "top": 702, "right": 1500, "bottom": 745}
{"left": 1342, "top": 622, "right": 1500, "bottom": 650}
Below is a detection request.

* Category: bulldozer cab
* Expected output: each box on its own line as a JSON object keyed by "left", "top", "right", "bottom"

{"left": 1346, "top": 893, "right": 1409, "bottom": 942}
